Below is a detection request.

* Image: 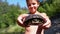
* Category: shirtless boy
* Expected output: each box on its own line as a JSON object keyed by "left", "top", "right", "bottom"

{"left": 17, "top": 0, "right": 51, "bottom": 34}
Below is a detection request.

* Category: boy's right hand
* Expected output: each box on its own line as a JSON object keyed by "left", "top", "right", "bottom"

{"left": 17, "top": 14, "right": 29, "bottom": 27}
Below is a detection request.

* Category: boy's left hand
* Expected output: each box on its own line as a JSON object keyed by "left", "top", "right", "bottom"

{"left": 38, "top": 13, "right": 51, "bottom": 29}
{"left": 42, "top": 13, "right": 51, "bottom": 29}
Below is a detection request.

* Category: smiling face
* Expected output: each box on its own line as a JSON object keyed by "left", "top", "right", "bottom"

{"left": 26, "top": 0, "right": 39, "bottom": 14}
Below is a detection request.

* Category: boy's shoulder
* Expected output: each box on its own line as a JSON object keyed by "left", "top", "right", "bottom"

{"left": 38, "top": 12, "right": 47, "bottom": 16}
{"left": 41, "top": 13, "right": 47, "bottom": 15}
{"left": 41, "top": 13, "right": 49, "bottom": 18}
{"left": 17, "top": 14, "right": 29, "bottom": 19}
{"left": 38, "top": 12, "right": 48, "bottom": 18}
{"left": 18, "top": 14, "right": 29, "bottom": 17}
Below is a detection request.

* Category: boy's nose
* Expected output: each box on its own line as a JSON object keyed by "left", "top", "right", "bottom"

{"left": 30, "top": 5, "right": 33, "bottom": 7}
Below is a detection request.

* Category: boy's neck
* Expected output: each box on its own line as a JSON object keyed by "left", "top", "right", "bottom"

{"left": 29, "top": 11, "right": 40, "bottom": 14}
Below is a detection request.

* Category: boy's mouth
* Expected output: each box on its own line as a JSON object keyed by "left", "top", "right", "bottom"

{"left": 31, "top": 8, "right": 35, "bottom": 11}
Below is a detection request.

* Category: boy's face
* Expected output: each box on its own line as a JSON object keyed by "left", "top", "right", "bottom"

{"left": 27, "top": 0, "right": 39, "bottom": 14}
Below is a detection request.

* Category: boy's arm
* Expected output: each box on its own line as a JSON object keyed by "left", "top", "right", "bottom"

{"left": 42, "top": 13, "right": 51, "bottom": 29}
{"left": 38, "top": 13, "right": 51, "bottom": 29}
{"left": 17, "top": 14, "right": 25, "bottom": 27}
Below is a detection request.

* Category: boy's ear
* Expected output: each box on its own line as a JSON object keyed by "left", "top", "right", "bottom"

{"left": 37, "top": 4, "right": 39, "bottom": 7}
{"left": 37, "top": 2, "right": 40, "bottom": 7}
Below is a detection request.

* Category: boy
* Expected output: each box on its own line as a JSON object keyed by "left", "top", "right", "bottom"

{"left": 17, "top": 0, "right": 51, "bottom": 34}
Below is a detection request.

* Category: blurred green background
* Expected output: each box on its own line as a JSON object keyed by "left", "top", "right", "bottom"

{"left": 0, "top": 0, "right": 60, "bottom": 34}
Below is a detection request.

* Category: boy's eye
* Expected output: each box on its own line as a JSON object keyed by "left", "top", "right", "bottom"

{"left": 32, "top": 3, "right": 35, "bottom": 5}
{"left": 28, "top": 3, "right": 36, "bottom": 7}
{"left": 28, "top": 4, "right": 31, "bottom": 6}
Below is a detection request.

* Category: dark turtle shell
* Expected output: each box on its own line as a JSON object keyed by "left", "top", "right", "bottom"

{"left": 24, "top": 14, "right": 47, "bottom": 26}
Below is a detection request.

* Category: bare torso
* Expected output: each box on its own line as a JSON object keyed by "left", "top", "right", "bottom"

{"left": 25, "top": 25, "right": 44, "bottom": 34}
{"left": 23, "top": 12, "right": 45, "bottom": 34}
{"left": 17, "top": 12, "right": 50, "bottom": 34}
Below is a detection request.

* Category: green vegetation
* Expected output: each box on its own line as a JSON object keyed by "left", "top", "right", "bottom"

{"left": 38, "top": 0, "right": 60, "bottom": 17}
{"left": 0, "top": 0, "right": 60, "bottom": 34}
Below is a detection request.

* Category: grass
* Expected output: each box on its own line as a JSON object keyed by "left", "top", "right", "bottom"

{"left": 0, "top": 24, "right": 25, "bottom": 34}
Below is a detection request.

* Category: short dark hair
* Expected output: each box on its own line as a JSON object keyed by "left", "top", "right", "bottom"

{"left": 26, "top": 0, "right": 40, "bottom": 4}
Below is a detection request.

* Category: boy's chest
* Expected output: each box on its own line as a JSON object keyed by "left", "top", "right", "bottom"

{"left": 25, "top": 25, "right": 38, "bottom": 31}
{"left": 25, "top": 25, "right": 43, "bottom": 34}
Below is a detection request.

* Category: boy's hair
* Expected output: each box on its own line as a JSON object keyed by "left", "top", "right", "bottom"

{"left": 26, "top": 0, "right": 40, "bottom": 4}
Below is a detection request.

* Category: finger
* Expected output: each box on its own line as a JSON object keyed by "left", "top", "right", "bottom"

{"left": 43, "top": 22, "right": 49, "bottom": 26}
{"left": 43, "top": 22, "right": 51, "bottom": 28}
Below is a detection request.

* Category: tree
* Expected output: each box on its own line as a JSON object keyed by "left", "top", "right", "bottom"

{"left": 38, "top": 0, "right": 60, "bottom": 17}
{"left": 0, "top": 1, "right": 21, "bottom": 28}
